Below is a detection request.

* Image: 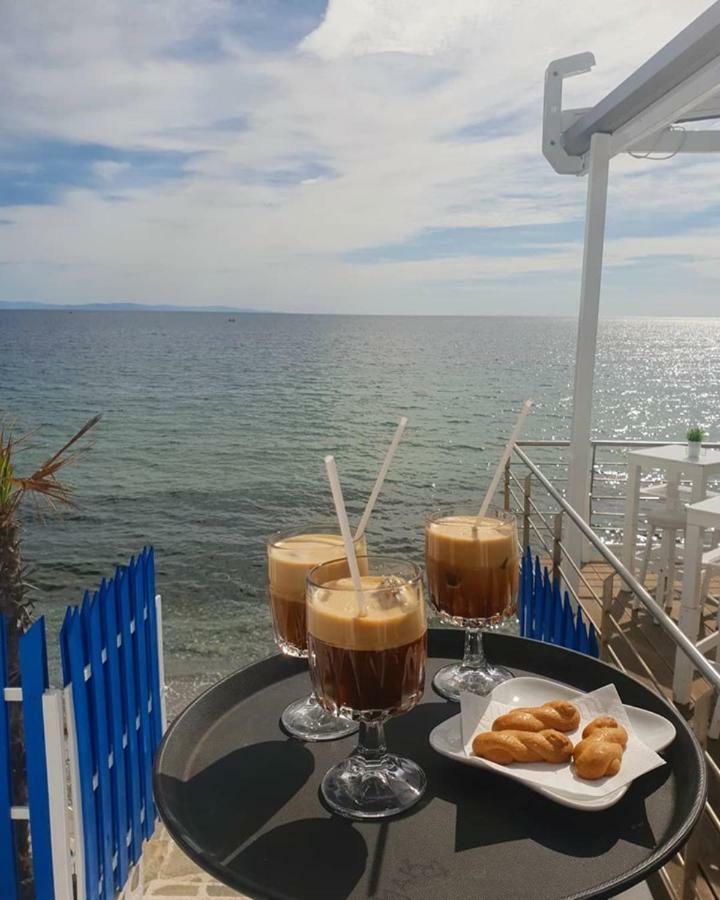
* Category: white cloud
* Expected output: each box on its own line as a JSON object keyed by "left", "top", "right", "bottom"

{"left": 300, "top": 0, "right": 495, "bottom": 58}
{"left": 0, "top": 0, "right": 718, "bottom": 314}
{"left": 92, "top": 160, "right": 131, "bottom": 182}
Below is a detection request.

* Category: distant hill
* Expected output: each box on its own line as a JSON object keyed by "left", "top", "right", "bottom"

{"left": 0, "top": 300, "right": 265, "bottom": 313}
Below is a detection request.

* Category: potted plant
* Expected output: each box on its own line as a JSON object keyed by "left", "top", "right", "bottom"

{"left": 686, "top": 426, "right": 705, "bottom": 461}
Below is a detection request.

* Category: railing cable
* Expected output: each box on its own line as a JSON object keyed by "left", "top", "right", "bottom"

{"left": 513, "top": 445, "right": 720, "bottom": 693}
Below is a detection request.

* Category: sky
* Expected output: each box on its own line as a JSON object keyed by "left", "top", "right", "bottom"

{"left": 1, "top": 0, "right": 719, "bottom": 315}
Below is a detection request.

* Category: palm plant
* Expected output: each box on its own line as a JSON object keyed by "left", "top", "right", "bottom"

{"left": 0, "top": 414, "right": 101, "bottom": 667}
{"left": 0, "top": 414, "right": 100, "bottom": 897}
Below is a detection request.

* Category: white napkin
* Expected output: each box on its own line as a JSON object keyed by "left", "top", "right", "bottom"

{"left": 460, "top": 684, "right": 665, "bottom": 798}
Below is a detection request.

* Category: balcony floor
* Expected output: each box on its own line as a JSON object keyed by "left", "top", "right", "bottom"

{"left": 575, "top": 561, "right": 719, "bottom": 706}
{"left": 576, "top": 561, "right": 719, "bottom": 900}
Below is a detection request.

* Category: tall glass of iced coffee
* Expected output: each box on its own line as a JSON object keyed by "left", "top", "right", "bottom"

{"left": 266, "top": 525, "right": 365, "bottom": 741}
{"left": 307, "top": 555, "right": 427, "bottom": 819}
{"left": 426, "top": 507, "right": 519, "bottom": 700}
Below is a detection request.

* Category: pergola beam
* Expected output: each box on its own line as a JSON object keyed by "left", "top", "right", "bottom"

{"left": 626, "top": 126, "right": 720, "bottom": 155}
{"left": 563, "top": 1, "right": 720, "bottom": 158}
{"left": 544, "top": 4, "right": 720, "bottom": 580}
{"left": 609, "top": 54, "right": 720, "bottom": 156}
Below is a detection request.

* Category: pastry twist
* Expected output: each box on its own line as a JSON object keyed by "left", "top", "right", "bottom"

{"left": 573, "top": 716, "right": 628, "bottom": 780}
{"left": 491, "top": 699, "right": 580, "bottom": 733}
{"left": 472, "top": 728, "right": 573, "bottom": 765}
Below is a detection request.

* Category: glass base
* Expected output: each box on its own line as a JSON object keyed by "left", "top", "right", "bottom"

{"left": 432, "top": 661, "right": 513, "bottom": 702}
{"left": 321, "top": 753, "right": 426, "bottom": 819}
{"left": 280, "top": 695, "right": 358, "bottom": 742}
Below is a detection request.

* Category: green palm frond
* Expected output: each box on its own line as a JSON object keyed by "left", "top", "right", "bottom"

{"left": 0, "top": 414, "right": 101, "bottom": 520}
{"left": 0, "top": 451, "right": 13, "bottom": 507}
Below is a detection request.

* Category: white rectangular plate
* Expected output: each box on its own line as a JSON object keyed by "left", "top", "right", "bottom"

{"left": 428, "top": 676, "right": 676, "bottom": 811}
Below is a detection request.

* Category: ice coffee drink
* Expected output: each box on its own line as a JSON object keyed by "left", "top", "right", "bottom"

{"left": 267, "top": 528, "right": 367, "bottom": 656}
{"left": 307, "top": 556, "right": 427, "bottom": 819}
{"left": 265, "top": 525, "right": 365, "bottom": 742}
{"left": 307, "top": 572, "right": 426, "bottom": 717}
{"left": 425, "top": 508, "right": 519, "bottom": 701}
{"left": 426, "top": 513, "right": 519, "bottom": 625}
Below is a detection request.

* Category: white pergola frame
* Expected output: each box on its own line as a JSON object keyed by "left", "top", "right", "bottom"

{"left": 542, "top": 1, "right": 720, "bottom": 571}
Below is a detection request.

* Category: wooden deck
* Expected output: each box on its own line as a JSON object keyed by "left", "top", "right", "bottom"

{"left": 576, "top": 561, "right": 718, "bottom": 705}
{"left": 575, "top": 562, "right": 720, "bottom": 900}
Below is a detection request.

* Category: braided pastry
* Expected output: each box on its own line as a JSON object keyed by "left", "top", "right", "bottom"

{"left": 491, "top": 700, "right": 580, "bottom": 734}
{"left": 472, "top": 728, "right": 573, "bottom": 765}
{"left": 573, "top": 716, "right": 628, "bottom": 780}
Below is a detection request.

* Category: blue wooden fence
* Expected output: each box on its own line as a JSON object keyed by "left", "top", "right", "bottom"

{"left": 0, "top": 615, "right": 72, "bottom": 900}
{"left": 0, "top": 546, "right": 164, "bottom": 900}
{"left": 61, "top": 546, "right": 164, "bottom": 900}
{"left": 518, "top": 547, "right": 600, "bottom": 658}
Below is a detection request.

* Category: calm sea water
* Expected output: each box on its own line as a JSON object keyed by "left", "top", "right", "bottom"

{"left": 1, "top": 311, "right": 718, "bottom": 683}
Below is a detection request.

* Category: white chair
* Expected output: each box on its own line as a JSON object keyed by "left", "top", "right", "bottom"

{"left": 637, "top": 503, "right": 687, "bottom": 612}
{"left": 641, "top": 483, "right": 718, "bottom": 503}
{"left": 641, "top": 483, "right": 694, "bottom": 501}
{"left": 700, "top": 541, "right": 720, "bottom": 604}
{"left": 700, "top": 540, "right": 720, "bottom": 739}
{"left": 635, "top": 486, "right": 717, "bottom": 610}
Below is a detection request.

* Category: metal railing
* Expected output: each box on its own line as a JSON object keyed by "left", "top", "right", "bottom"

{"left": 505, "top": 446, "right": 720, "bottom": 900}
{"left": 516, "top": 439, "right": 720, "bottom": 545}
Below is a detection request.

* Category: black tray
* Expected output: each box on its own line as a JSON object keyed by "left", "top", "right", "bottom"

{"left": 153, "top": 630, "right": 706, "bottom": 900}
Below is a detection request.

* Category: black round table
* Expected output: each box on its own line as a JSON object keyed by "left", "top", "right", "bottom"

{"left": 153, "top": 631, "right": 706, "bottom": 900}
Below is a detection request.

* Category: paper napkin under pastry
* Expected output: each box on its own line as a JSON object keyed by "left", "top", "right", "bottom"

{"left": 460, "top": 684, "right": 666, "bottom": 798}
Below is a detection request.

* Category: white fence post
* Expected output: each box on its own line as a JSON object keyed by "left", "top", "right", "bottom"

{"left": 155, "top": 594, "right": 167, "bottom": 732}
{"left": 63, "top": 684, "right": 86, "bottom": 900}
{"left": 42, "top": 689, "right": 74, "bottom": 900}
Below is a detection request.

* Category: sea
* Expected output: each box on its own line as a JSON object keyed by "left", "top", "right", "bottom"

{"left": 1, "top": 311, "right": 718, "bottom": 695}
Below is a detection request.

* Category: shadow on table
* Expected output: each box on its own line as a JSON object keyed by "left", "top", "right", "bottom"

{"left": 158, "top": 698, "right": 667, "bottom": 898}
{"left": 385, "top": 701, "right": 662, "bottom": 856}
{"left": 230, "top": 817, "right": 368, "bottom": 900}
{"left": 156, "top": 738, "right": 315, "bottom": 860}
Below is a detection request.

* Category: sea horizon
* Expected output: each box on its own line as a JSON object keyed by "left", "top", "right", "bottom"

{"left": 2, "top": 303, "right": 720, "bottom": 319}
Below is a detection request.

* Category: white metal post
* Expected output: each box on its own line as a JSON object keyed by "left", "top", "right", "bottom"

{"left": 566, "top": 132, "right": 611, "bottom": 575}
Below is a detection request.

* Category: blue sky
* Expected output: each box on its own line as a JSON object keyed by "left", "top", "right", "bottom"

{"left": 1, "top": 0, "right": 718, "bottom": 314}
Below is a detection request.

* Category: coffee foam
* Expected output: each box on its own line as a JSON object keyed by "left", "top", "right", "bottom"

{"left": 426, "top": 515, "right": 517, "bottom": 566}
{"left": 307, "top": 575, "right": 426, "bottom": 651}
{"left": 267, "top": 533, "right": 366, "bottom": 603}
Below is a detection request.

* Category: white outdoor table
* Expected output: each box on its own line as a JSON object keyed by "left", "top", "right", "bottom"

{"left": 621, "top": 445, "right": 720, "bottom": 574}
{"left": 673, "top": 494, "right": 720, "bottom": 704}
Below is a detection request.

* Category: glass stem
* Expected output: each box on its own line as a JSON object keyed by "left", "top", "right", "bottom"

{"left": 462, "top": 628, "right": 486, "bottom": 669}
{"left": 354, "top": 721, "right": 387, "bottom": 763}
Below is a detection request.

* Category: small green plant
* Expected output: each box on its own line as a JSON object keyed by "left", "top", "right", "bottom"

{"left": 687, "top": 426, "right": 705, "bottom": 443}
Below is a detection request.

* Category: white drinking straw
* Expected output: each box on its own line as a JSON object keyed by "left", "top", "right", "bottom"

{"left": 354, "top": 416, "right": 408, "bottom": 542}
{"left": 324, "top": 455, "right": 367, "bottom": 616}
{"left": 476, "top": 400, "right": 533, "bottom": 523}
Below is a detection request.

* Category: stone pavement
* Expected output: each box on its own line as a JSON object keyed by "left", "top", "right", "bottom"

{"left": 139, "top": 823, "right": 656, "bottom": 899}
{"left": 142, "top": 824, "right": 247, "bottom": 898}
{"left": 144, "top": 675, "right": 248, "bottom": 898}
